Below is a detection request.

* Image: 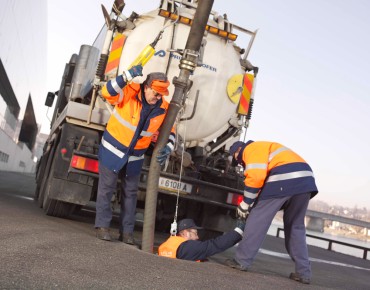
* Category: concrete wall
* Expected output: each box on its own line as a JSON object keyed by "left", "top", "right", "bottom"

{"left": 0, "top": 129, "right": 36, "bottom": 173}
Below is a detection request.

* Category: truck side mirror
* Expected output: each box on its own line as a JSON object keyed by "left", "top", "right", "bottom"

{"left": 45, "top": 92, "right": 55, "bottom": 107}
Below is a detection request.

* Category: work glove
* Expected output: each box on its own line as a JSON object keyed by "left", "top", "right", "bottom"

{"left": 123, "top": 65, "right": 143, "bottom": 82}
{"left": 157, "top": 145, "right": 172, "bottom": 166}
{"left": 237, "top": 201, "right": 250, "bottom": 219}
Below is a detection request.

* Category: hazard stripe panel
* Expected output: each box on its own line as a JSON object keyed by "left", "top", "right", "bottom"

{"left": 105, "top": 33, "right": 126, "bottom": 77}
{"left": 238, "top": 73, "right": 254, "bottom": 115}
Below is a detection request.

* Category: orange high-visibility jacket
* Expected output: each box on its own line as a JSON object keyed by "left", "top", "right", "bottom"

{"left": 98, "top": 75, "right": 175, "bottom": 174}
{"left": 240, "top": 141, "right": 318, "bottom": 206}
{"left": 158, "top": 236, "right": 186, "bottom": 258}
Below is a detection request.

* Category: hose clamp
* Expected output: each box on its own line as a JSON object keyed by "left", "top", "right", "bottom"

{"left": 179, "top": 49, "right": 199, "bottom": 72}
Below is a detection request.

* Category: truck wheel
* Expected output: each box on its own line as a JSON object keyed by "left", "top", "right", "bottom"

{"left": 34, "top": 183, "right": 41, "bottom": 200}
{"left": 34, "top": 157, "right": 42, "bottom": 201}
{"left": 44, "top": 197, "right": 75, "bottom": 218}
{"left": 42, "top": 155, "right": 75, "bottom": 218}
{"left": 34, "top": 157, "right": 44, "bottom": 199}
{"left": 37, "top": 145, "right": 57, "bottom": 208}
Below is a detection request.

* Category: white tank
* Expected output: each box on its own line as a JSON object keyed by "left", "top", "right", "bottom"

{"left": 118, "top": 8, "right": 247, "bottom": 149}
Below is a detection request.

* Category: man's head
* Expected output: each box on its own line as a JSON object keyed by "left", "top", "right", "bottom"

{"left": 143, "top": 72, "right": 170, "bottom": 105}
{"left": 229, "top": 141, "right": 245, "bottom": 162}
{"left": 177, "top": 218, "right": 202, "bottom": 241}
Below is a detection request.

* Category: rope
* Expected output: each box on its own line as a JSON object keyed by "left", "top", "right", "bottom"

{"left": 170, "top": 108, "right": 187, "bottom": 235}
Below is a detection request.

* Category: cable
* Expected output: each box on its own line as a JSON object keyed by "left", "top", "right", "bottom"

{"left": 170, "top": 108, "right": 187, "bottom": 235}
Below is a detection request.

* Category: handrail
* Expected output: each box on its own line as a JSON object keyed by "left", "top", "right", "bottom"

{"left": 276, "top": 228, "right": 369, "bottom": 260}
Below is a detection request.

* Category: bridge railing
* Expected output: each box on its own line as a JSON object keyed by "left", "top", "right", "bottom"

{"left": 306, "top": 210, "right": 370, "bottom": 229}
{"left": 276, "top": 228, "right": 369, "bottom": 260}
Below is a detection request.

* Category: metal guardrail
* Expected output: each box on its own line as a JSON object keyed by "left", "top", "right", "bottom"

{"left": 276, "top": 228, "right": 369, "bottom": 260}
{"left": 306, "top": 210, "right": 370, "bottom": 229}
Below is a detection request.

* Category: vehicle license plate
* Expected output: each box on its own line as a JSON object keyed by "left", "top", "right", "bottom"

{"left": 158, "top": 177, "right": 192, "bottom": 194}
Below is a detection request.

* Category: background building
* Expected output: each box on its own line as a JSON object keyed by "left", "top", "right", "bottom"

{"left": 0, "top": 0, "right": 47, "bottom": 172}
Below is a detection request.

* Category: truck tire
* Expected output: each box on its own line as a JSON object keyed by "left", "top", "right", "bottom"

{"left": 42, "top": 151, "right": 75, "bottom": 218}
{"left": 37, "top": 142, "right": 58, "bottom": 208}
{"left": 34, "top": 157, "right": 43, "bottom": 200}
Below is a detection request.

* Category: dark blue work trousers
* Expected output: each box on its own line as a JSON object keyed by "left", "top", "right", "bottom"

{"left": 235, "top": 192, "right": 311, "bottom": 279}
{"left": 95, "top": 163, "right": 140, "bottom": 234}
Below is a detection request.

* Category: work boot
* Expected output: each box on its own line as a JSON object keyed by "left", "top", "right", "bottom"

{"left": 118, "top": 232, "right": 135, "bottom": 245}
{"left": 225, "top": 259, "right": 248, "bottom": 271}
{"left": 96, "top": 227, "right": 111, "bottom": 241}
{"left": 289, "top": 272, "right": 311, "bottom": 284}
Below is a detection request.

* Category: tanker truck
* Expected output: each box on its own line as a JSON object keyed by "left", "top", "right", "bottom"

{"left": 35, "top": 0, "right": 258, "bottom": 235}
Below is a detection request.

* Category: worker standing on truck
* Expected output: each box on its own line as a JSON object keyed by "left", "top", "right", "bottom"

{"left": 225, "top": 140, "right": 318, "bottom": 285}
{"left": 158, "top": 218, "right": 245, "bottom": 261}
{"left": 95, "top": 65, "right": 175, "bottom": 245}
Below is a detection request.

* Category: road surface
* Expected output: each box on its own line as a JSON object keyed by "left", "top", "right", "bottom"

{"left": 0, "top": 171, "right": 369, "bottom": 289}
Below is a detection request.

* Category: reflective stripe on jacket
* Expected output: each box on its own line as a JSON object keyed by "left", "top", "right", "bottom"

{"left": 241, "top": 141, "right": 318, "bottom": 205}
{"left": 158, "top": 236, "right": 186, "bottom": 258}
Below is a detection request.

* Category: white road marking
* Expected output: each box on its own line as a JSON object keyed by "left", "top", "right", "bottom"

{"left": 4, "top": 192, "right": 35, "bottom": 201}
{"left": 259, "top": 248, "right": 370, "bottom": 271}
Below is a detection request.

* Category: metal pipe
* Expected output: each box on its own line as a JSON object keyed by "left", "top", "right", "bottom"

{"left": 205, "top": 126, "right": 239, "bottom": 154}
{"left": 142, "top": 0, "right": 214, "bottom": 253}
{"left": 179, "top": 90, "right": 199, "bottom": 121}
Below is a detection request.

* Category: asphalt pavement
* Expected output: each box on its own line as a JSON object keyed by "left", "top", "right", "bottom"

{"left": 0, "top": 171, "right": 369, "bottom": 289}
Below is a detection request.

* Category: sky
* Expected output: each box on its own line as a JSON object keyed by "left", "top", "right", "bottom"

{"left": 46, "top": 0, "right": 370, "bottom": 209}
